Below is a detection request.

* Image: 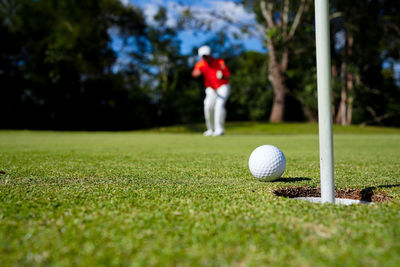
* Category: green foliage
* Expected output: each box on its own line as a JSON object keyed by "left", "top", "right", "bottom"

{"left": 331, "top": 0, "right": 400, "bottom": 126}
{"left": 250, "top": 0, "right": 400, "bottom": 125}
{"left": 1, "top": 0, "right": 399, "bottom": 129}
{"left": 0, "top": 130, "right": 399, "bottom": 265}
{"left": 0, "top": 0, "right": 153, "bottom": 130}
{"left": 145, "top": 6, "right": 203, "bottom": 125}
{"left": 229, "top": 51, "right": 273, "bottom": 121}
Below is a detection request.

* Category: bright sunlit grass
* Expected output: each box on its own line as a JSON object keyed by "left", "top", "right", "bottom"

{"left": 1, "top": 124, "right": 399, "bottom": 266}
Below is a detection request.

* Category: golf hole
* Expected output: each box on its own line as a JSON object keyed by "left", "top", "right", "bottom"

{"left": 273, "top": 186, "right": 390, "bottom": 205}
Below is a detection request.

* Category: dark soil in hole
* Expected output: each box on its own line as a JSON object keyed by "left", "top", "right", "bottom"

{"left": 274, "top": 186, "right": 390, "bottom": 203}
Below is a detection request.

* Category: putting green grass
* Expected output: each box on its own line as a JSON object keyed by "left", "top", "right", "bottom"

{"left": 1, "top": 124, "right": 400, "bottom": 266}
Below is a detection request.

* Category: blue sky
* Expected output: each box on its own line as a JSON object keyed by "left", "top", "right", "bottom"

{"left": 119, "top": 0, "right": 265, "bottom": 54}
{"left": 115, "top": 0, "right": 399, "bottom": 84}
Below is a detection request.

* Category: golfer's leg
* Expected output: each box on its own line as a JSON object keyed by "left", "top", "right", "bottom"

{"left": 214, "top": 84, "right": 230, "bottom": 135}
{"left": 204, "top": 87, "right": 217, "bottom": 135}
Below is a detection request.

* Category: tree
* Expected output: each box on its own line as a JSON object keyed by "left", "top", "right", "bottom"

{"left": 331, "top": 0, "right": 400, "bottom": 126}
{"left": 229, "top": 51, "right": 273, "bottom": 121}
{"left": 0, "top": 0, "right": 153, "bottom": 130}
{"left": 254, "top": 0, "right": 312, "bottom": 122}
{"left": 144, "top": 6, "right": 204, "bottom": 126}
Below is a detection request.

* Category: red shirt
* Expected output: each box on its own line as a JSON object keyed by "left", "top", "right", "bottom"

{"left": 193, "top": 58, "right": 230, "bottom": 90}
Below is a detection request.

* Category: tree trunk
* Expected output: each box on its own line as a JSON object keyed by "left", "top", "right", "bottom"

{"left": 331, "top": 64, "right": 338, "bottom": 117}
{"left": 269, "top": 71, "right": 288, "bottom": 122}
{"left": 346, "top": 72, "right": 353, "bottom": 124}
{"left": 267, "top": 41, "right": 288, "bottom": 123}
{"left": 336, "top": 60, "right": 347, "bottom": 125}
{"left": 345, "top": 35, "right": 354, "bottom": 125}
{"left": 303, "top": 106, "right": 318, "bottom": 122}
{"left": 335, "top": 33, "right": 354, "bottom": 126}
{"left": 259, "top": 0, "right": 308, "bottom": 123}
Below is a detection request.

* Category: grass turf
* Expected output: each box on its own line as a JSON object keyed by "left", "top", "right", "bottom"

{"left": 1, "top": 123, "right": 400, "bottom": 266}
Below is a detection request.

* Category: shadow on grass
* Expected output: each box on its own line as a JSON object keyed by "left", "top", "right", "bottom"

{"left": 272, "top": 177, "right": 312, "bottom": 183}
{"left": 184, "top": 124, "right": 205, "bottom": 133}
{"left": 360, "top": 184, "right": 400, "bottom": 202}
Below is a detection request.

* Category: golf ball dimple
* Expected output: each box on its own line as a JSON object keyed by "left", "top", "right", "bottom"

{"left": 249, "top": 145, "right": 286, "bottom": 181}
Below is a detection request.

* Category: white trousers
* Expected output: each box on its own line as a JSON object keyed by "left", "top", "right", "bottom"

{"left": 204, "top": 84, "right": 230, "bottom": 133}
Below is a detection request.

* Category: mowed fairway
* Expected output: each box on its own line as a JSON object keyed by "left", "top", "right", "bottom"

{"left": 1, "top": 126, "right": 400, "bottom": 266}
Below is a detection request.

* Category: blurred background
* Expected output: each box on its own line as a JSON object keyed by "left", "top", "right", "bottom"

{"left": 1, "top": 0, "right": 399, "bottom": 130}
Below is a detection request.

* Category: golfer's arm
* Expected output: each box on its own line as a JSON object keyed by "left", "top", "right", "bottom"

{"left": 220, "top": 61, "right": 231, "bottom": 79}
{"left": 192, "top": 69, "right": 202, "bottom": 78}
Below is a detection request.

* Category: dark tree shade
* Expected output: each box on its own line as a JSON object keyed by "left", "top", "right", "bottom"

{"left": 0, "top": 0, "right": 154, "bottom": 130}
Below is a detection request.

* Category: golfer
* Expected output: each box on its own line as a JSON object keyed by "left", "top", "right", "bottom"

{"left": 192, "top": 45, "right": 231, "bottom": 136}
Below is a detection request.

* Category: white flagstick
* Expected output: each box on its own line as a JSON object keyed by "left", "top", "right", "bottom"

{"left": 315, "top": 0, "right": 335, "bottom": 203}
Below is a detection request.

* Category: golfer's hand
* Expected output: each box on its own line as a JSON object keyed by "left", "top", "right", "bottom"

{"left": 192, "top": 69, "right": 202, "bottom": 78}
{"left": 216, "top": 70, "right": 223, "bottom": 79}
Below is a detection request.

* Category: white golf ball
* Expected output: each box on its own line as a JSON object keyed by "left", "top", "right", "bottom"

{"left": 249, "top": 145, "right": 286, "bottom": 181}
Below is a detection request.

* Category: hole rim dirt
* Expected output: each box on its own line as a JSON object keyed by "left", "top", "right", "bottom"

{"left": 273, "top": 186, "right": 391, "bottom": 203}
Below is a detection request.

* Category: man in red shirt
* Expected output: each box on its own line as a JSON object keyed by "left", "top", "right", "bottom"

{"left": 192, "top": 46, "right": 231, "bottom": 136}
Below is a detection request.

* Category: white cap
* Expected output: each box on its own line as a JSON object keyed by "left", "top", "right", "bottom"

{"left": 198, "top": 45, "right": 211, "bottom": 57}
